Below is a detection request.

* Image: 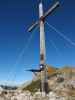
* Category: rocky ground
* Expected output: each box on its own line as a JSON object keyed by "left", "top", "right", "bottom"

{"left": 0, "top": 89, "right": 75, "bottom": 100}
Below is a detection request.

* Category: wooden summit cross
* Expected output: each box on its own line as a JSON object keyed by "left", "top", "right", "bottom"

{"left": 28, "top": 0, "right": 60, "bottom": 94}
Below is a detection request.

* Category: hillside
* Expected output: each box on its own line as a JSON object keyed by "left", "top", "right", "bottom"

{"left": 23, "top": 80, "right": 41, "bottom": 93}
{"left": 21, "top": 66, "right": 75, "bottom": 96}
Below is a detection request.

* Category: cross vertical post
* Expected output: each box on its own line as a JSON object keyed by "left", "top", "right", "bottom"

{"left": 39, "top": 2, "right": 46, "bottom": 95}
{"left": 27, "top": 0, "right": 60, "bottom": 95}
{"left": 39, "top": 3, "right": 46, "bottom": 65}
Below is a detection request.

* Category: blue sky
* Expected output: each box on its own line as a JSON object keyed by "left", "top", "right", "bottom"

{"left": 0, "top": 0, "right": 75, "bottom": 85}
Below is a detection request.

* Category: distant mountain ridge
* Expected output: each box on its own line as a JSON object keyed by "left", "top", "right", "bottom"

{"left": 0, "top": 85, "right": 18, "bottom": 90}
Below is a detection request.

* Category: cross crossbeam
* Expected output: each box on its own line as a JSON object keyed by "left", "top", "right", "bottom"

{"left": 28, "top": 1, "right": 59, "bottom": 32}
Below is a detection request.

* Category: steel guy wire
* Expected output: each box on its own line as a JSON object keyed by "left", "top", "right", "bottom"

{"left": 46, "top": 21, "right": 75, "bottom": 46}
{"left": 6, "top": 26, "right": 38, "bottom": 84}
